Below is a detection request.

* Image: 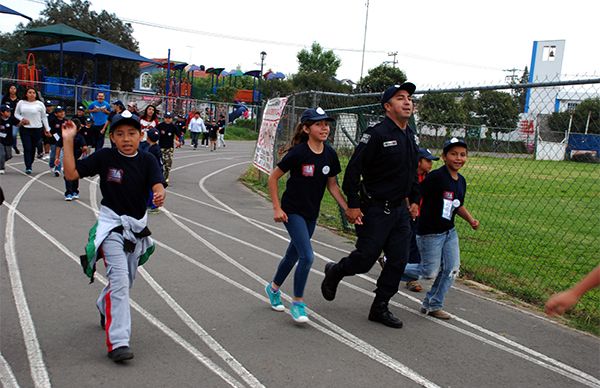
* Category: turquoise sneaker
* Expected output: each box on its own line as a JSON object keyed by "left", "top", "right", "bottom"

{"left": 265, "top": 284, "right": 284, "bottom": 311}
{"left": 290, "top": 302, "right": 309, "bottom": 323}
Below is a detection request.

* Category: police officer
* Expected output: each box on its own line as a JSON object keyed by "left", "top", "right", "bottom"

{"left": 321, "top": 82, "right": 420, "bottom": 328}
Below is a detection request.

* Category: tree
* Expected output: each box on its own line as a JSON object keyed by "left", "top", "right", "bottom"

{"left": 0, "top": 0, "right": 140, "bottom": 91}
{"left": 418, "top": 93, "right": 468, "bottom": 125}
{"left": 548, "top": 98, "right": 600, "bottom": 134}
{"left": 356, "top": 64, "right": 407, "bottom": 93}
{"left": 515, "top": 66, "right": 529, "bottom": 113}
{"left": 476, "top": 90, "right": 520, "bottom": 131}
{"left": 289, "top": 72, "right": 351, "bottom": 94}
{"left": 297, "top": 42, "right": 341, "bottom": 77}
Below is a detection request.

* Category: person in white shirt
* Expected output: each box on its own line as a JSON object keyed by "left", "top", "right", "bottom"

{"left": 188, "top": 111, "right": 206, "bottom": 150}
{"left": 14, "top": 87, "right": 50, "bottom": 174}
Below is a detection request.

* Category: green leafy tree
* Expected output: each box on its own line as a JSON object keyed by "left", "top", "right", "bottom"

{"left": 0, "top": 0, "right": 140, "bottom": 90}
{"left": 476, "top": 90, "right": 520, "bottom": 131}
{"left": 297, "top": 42, "right": 341, "bottom": 77}
{"left": 548, "top": 98, "right": 600, "bottom": 134}
{"left": 418, "top": 93, "right": 468, "bottom": 125}
{"left": 356, "top": 64, "right": 407, "bottom": 93}
{"left": 289, "top": 72, "right": 351, "bottom": 94}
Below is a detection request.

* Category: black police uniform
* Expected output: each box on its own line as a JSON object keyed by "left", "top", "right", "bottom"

{"left": 323, "top": 115, "right": 419, "bottom": 321}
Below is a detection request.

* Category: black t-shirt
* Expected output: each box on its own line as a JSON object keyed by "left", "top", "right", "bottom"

{"left": 217, "top": 119, "right": 226, "bottom": 134}
{"left": 278, "top": 142, "right": 341, "bottom": 220}
{"left": 76, "top": 148, "right": 163, "bottom": 219}
{"left": 207, "top": 123, "right": 217, "bottom": 138}
{"left": 47, "top": 116, "right": 66, "bottom": 145}
{"left": 57, "top": 133, "right": 86, "bottom": 160}
{"left": 417, "top": 166, "right": 467, "bottom": 235}
{"left": 175, "top": 119, "right": 186, "bottom": 135}
{"left": 0, "top": 117, "right": 17, "bottom": 145}
{"left": 146, "top": 144, "right": 163, "bottom": 167}
{"left": 157, "top": 122, "right": 179, "bottom": 149}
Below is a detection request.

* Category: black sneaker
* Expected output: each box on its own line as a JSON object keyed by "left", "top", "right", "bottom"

{"left": 107, "top": 346, "right": 134, "bottom": 362}
{"left": 14, "top": 147, "right": 20, "bottom": 154}
{"left": 100, "top": 312, "right": 105, "bottom": 330}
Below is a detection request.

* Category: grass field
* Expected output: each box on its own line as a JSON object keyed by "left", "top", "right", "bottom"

{"left": 241, "top": 155, "right": 600, "bottom": 334}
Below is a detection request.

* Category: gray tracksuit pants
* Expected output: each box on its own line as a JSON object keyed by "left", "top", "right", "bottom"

{"left": 96, "top": 232, "right": 140, "bottom": 351}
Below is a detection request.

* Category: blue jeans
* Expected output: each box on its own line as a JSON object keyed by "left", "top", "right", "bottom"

{"left": 272, "top": 214, "right": 316, "bottom": 298}
{"left": 49, "top": 144, "right": 61, "bottom": 170}
{"left": 415, "top": 228, "right": 460, "bottom": 311}
{"left": 19, "top": 127, "right": 42, "bottom": 170}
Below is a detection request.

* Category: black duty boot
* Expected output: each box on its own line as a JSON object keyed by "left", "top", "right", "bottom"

{"left": 368, "top": 300, "right": 403, "bottom": 328}
{"left": 321, "top": 262, "right": 343, "bottom": 301}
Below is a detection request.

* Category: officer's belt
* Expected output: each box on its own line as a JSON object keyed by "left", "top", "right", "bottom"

{"left": 363, "top": 198, "right": 405, "bottom": 208}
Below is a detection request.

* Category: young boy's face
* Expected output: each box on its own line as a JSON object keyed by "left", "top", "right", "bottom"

{"left": 1, "top": 111, "right": 10, "bottom": 119}
{"left": 164, "top": 117, "right": 173, "bottom": 123}
{"left": 417, "top": 158, "right": 434, "bottom": 175}
{"left": 55, "top": 111, "right": 65, "bottom": 119}
{"left": 442, "top": 146, "right": 468, "bottom": 172}
{"left": 109, "top": 125, "right": 141, "bottom": 155}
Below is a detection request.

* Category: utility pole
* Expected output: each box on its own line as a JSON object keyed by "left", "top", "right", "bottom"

{"left": 503, "top": 68, "right": 519, "bottom": 84}
{"left": 386, "top": 51, "right": 398, "bottom": 67}
{"left": 359, "top": 0, "right": 370, "bottom": 82}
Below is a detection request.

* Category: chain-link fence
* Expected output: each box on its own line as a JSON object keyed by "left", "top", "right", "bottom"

{"left": 0, "top": 77, "right": 261, "bottom": 127}
{"left": 271, "top": 76, "right": 600, "bottom": 332}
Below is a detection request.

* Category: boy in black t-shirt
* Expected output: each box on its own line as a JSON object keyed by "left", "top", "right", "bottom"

{"left": 157, "top": 112, "right": 180, "bottom": 183}
{"left": 47, "top": 105, "right": 67, "bottom": 176}
{"left": 414, "top": 138, "right": 479, "bottom": 320}
{"left": 62, "top": 111, "right": 165, "bottom": 362}
{"left": 0, "top": 105, "right": 17, "bottom": 174}
{"left": 207, "top": 119, "right": 218, "bottom": 151}
{"left": 55, "top": 118, "right": 87, "bottom": 200}
{"left": 217, "top": 114, "right": 226, "bottom": 148}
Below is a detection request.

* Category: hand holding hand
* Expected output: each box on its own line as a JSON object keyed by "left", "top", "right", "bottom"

{"left": 345, "top": 208, "right": 364, "bottom": 225}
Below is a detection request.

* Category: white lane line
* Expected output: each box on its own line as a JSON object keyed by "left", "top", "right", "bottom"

{"left": 138, "top": 268, "right": 265, "bottom": 388}
{"left": 161, "top": 207, "right": 440, "bottom": 388}
{"left": 6, "top": 205, "right": 245, "bottom": 388}
{"left": 0, "top": 352, "right": 20, "bottom": 388}
{"left": 168, "top": 209, "right": 600, "bottom": 387}
{"left": 196, "top": 162, "right": 600, "bottom": 387}
{"left": 3, "top": 172, "right": 51, "bottom": 388}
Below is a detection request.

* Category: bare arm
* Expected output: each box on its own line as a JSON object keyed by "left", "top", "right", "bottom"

{"left": 268, "top": 167, "right": 287, "bottom": 223}
{"left": 327, "top": 177, "right": 362, "bottom": 225}
{"left": 456, "top": 206, "right": 479, "bottom": 229}
{"left": 545, "top": 265, "right": 600, "bottom": 316}
{"left": 61, "top": 121, "right": 81, "bottom": 181}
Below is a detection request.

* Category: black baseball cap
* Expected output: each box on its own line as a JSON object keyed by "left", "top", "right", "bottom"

{"left": 85, "top": 117, "right": 92, "bottom": 124}
{"left": 77, "top": 105, "right": 85, "bottom": 111}
{"left": 0, "top": 104, "right": 11, "bottom": 112}
{"left": 54, "top": 105, "right": 65, "bottom": 112}
{"left": 45, "top": 99, "right": 55, "bottom": 107}
{"left": 110, "top": 110, "right": 141, "bottom": 132}
{"left": 164, "top": 111, "right": 173, "bottom": 118}
{"left": 443, "top": 137, "right": 468, "bottom": 153}
{"left": 381, "top": 82, "right": 416, "bottom": 106}
{"left": 300, "top": 107, "right": 334, "bottom": 123}
{"left": 418, "top": 148, "right": 440, "bottom": 161}
{"left": 147, "top": 128, "right": 160, "bottom": 142}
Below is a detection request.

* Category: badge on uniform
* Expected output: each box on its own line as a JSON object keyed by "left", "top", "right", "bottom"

{"left": 322, "top": 165, "right": 330, "bottom": 175}
{"left": 302, "top": 164, "right": 315, "bottom": 177}
{"left": 383, "top": 140, "right": 397, "bottom": 147}
{"left": 360, "top": 133, "right": 371, "bottom": 144}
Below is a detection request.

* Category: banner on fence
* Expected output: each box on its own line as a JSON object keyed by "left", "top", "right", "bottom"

{"left": 253, "top": 97, "right": 288, "bottom": 174}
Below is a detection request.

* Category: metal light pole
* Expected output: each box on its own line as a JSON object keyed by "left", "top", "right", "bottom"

{"left": 259, "top": 51, "right": 267, "bottom": 102}
{"left": 359, "top": 0, "right": 370, "bottom": 82}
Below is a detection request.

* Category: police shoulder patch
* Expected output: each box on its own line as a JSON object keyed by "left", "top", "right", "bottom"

{"left": 360, "top": 133, "right": 371, "bottom": 144}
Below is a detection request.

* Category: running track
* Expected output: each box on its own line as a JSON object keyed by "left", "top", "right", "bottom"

{"left": 1, "top": 141, "right": 598, "bottom": 388}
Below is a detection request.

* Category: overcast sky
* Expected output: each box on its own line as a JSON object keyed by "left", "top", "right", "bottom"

{"left": 3, "top": 0, "right": 599, "bottom": 88}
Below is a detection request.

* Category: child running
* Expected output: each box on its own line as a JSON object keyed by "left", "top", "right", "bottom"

{"left": 62, "top": 110, "right": 165, "bottom": 362}
{"left": 55, "top": 118, "right": 88, "bottom": 200}
{"left": 416, "top": 137, "right": 479, "bottom": 320}
{"left": 0, "top": 104, "right": 17, "bottom": 174}
{"left": 265, "top": 107, "right": 350, "bottom": 323}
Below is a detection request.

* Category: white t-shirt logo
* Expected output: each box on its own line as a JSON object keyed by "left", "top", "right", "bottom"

{"left": 322, "top": 165, "right": 330, "bottom": 175}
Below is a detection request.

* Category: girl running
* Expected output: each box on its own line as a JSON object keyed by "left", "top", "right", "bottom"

{"left": 265, "top": 107, "right": 351, "bottom": 323}
{"left": 139, "top": 104, "right": 158, "bottom": 152}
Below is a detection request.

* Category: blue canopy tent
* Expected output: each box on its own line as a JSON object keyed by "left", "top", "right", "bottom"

{"left": 28, "top": 37, "right": 158, "bottom": 84}
{"left": 28, "top": 38, "right": 158, "bottom": 102}
{"left": 0, "top": 4, "right": 32, "bottom": 20}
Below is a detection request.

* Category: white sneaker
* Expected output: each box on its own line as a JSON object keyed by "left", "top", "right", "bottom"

{"left": 0, "top": 169, "right": 5, "bottom": 174}
{"left": 42, "top": 155, "right": 50, "bottom": 161}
